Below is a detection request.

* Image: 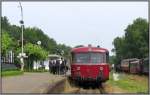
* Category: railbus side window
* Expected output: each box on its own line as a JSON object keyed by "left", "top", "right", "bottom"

{"left": 71, "top": 53, "right": 75, "bottom": 64}
{"left": 106, "top": 52, "right": 109, "bottom": 63}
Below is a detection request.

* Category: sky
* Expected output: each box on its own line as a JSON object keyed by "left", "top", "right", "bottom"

{"left": 2, "top": 2, "right": 148, "bottom": 55}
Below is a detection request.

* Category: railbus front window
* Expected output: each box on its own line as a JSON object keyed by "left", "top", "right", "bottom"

{"left": 73, "top": 53, "right": 90, "bottom": 63}
{"left": 72, "top": 52, "right": 107, "bottom": 64}
{"left": 91, "top": 53, "right": 105, "bottom": 63}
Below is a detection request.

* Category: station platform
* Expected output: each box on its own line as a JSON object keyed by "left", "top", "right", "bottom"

{"left": 2, "top": 72, "right": 65, "bottom": 93}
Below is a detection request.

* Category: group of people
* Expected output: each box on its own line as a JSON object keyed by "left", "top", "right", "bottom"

{"left": 49, "top": 58, "right": 68, "bottom": 75}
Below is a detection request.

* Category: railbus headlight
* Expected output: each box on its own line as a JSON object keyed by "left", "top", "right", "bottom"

{"left": 77, "top": 67, "right": 80, "bottom": 70}
{"left": 100, "top": 67, "right": 103, "bottom": 70}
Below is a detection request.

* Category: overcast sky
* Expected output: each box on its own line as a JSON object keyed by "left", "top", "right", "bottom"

{"left": 2, "top": 2, "right": 148, "bottom": 55}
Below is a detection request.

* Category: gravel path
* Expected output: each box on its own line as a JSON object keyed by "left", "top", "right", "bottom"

{"left": 2, "top": 72, "right": 65, "bottom": 93}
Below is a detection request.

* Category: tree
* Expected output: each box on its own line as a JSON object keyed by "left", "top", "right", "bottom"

{"left": 24, "top": 43, "right": 48, "bottom": 60}
{"left": 112, "top": 18, "right": 149, "bottom": 64}
{"left": 112, "top": 37, "right": 126, "bottom": 64}
{"left": 24, "top": 27, "right": 57, "bottom": 52}
{"left": 1, "top": 16, "right": 72, "bottom": 71}
{"left": 124, "top": 18, "right": 149, "bottom": 58}
{"left": 1, "top": 16, "right": 11, "bottom": 31}
{"left": 56, "top": 44, "right": 71, "bottom": 59}
{"left": 2, "top": 30, "right": 14, "bottom": 56}
{"left": 1, "top": 17, "right": 58, "bottom": 54}
{"left": 109, "top": 55, "right": 117, "bottom": 64}
{"left": 16, "top": 43, "right": 48, "bottom": 71}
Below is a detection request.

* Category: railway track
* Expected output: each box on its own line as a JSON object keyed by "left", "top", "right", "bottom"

{"left": 47, "top": 75, "right": 106, "bottom": 94}
{"left": 65, "top": 77, "right": 106, "bottom": 94}
{"left": 74, "top": 83, "right": 106, "bottom": 94}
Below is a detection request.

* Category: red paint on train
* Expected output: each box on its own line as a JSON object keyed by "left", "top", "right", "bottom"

{"left": 70, "top": 45, "right": 110, "bottom": 83}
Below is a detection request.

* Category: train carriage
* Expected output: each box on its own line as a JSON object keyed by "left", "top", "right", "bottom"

{"left": 121, "top": 59, "right": 130, "bottom": 73}
{"left": 119, "top": 58, "right": 149, "bottom": 75}
{"left": 70, "top": 45, "right": 110, "bottom": 84}
{"left": 129, "top": 59, "right": 141, "bottom": 74}
{"left": 141, "top": 58, "right": 149, "bottom": 75}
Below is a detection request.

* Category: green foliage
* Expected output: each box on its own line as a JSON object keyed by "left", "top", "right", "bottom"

{"left": 23, "top": 43, "right": 48, "bottom": 60}
{"left": 112, "top": 18, "right": 149, "bottom": 64}
{"left": 24, "top": 27, "right": 57, "bottom": 53}
{"left": 112, "top": 37, "right": 126, "bottom": 64}
{"left": 56, "top": 44, "right": 72, "bottom": 59}
{"left": 16, "top": 43, "right": 48, "bottom": 71}
{"left": 1, "top": 16, "right": 11, "bottom": 31}
{"left": 1, "top": 30, "right": 15, "bottom": 55}
{"left": 124, "top": 18, "right": 149, "bottom": 58}
{"left": 109, "top": 55, "right": 117, "bottom": 64}
{"left": 2, "top": 31, "right": 11, "bottom": 53}
{"left": 1, "top": 16, "right": 72, "bottom": 71}
{"left": 1, "top": 16, "right": 58, "bottom": 53}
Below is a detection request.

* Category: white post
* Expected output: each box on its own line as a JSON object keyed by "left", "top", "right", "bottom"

{"left": 19, "top": 2, "right": 25, "bottom": 71}
{"left": 19, "top": 2, "right": 24, "bottom": 55}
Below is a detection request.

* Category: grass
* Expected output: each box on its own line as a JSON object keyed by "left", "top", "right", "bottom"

{"left": 1, "top": 69, "right": 48, "bottom": 77}
{"left": 2, "top": 70, "right": 24, "bottom": 77}
{"left": 107, "top": 72, "right": 149, "bottom": 93}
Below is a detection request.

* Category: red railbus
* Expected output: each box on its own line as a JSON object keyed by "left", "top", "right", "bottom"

{"left": 70, "top": 45, "right": 109, "bottom": 84}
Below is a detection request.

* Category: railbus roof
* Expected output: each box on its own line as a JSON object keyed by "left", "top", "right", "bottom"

{"left": 71, "top": 46, "right": 108, "bottom": 53}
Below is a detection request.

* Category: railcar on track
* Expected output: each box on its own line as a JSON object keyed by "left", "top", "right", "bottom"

{"left": 70, "top": 45, "right": 110, "bottom": 84}
{"left": 116, "top": 58, "right": 149, "bottom": 75}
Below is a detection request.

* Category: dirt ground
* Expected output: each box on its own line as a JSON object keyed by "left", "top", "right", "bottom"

{"left": 2, "top": 72, "right": 65, "bottom": 93}
{"left": 104, "top": 83, "right": 127, "bottom": 93}
{"left": 127, "top": 74, "right": 148, "bottom": 83}
{"left": 63, "top": 79, "right": 127, "bottom": 94}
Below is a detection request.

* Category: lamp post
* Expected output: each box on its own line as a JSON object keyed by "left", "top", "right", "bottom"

{"left": 37, "top": 41, "right": 42, "bottom": 70}
{"left": 19, "top": 2, "right": 24, "bottom": 55}
{"left": 17, "top": 2, "right": 27, "bottom": 71}
{"left": 61, "top": 50, "right": 64, "bottom": 56}
{"left": 37, "top": 41, "right": 41, "bottom": 46}
{"left": 59, "top": 50, "right": 64, "bottom": 75}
